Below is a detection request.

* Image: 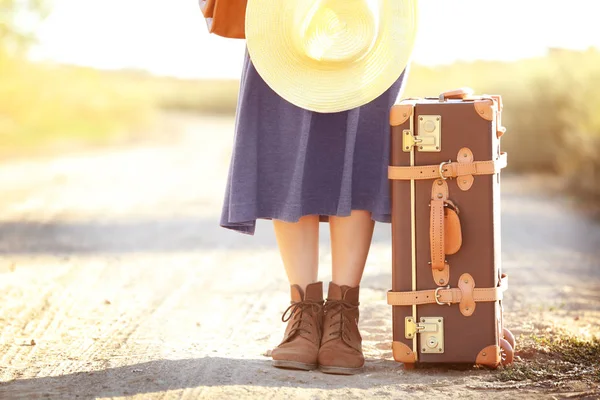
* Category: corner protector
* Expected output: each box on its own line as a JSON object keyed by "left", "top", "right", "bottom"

{"left": 392, "top": 341, "right": 417, "bottom": 364}
{"left": 474, "top": 99, "right": 495, "bottom": 121}
{"left": 475, "top": 344, "right": 501, "bottom": 368}
{"left": 390, "top": 104, "right": 414, "bottom": 126}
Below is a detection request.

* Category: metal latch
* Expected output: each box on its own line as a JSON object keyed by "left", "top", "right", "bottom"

{"left": 405, "top": 316, "right": 445, "bottom": 354}
{"left": 402, "top": 115, "right": 442, "bottom": 153}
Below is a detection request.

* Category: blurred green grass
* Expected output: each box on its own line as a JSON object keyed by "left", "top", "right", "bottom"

{"left": 1, "top": 47, "right": 599, "bottom": 200}
{"left": 0, "top": 53, "right": 153, "bottom": 154}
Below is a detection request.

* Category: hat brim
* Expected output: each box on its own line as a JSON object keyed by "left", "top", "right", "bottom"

{"left": 245, "top": 0, "right": 419, "bottom": 113}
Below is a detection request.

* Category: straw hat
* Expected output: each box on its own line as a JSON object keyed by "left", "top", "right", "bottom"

{"left": 245, "top": 0, "right": 419, "bottom": 113}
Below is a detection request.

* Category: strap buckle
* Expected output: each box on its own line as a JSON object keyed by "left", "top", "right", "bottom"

{"left": 435, "top": 285, "right": 452, "bottom": 306}
{"left": 439, "top": 160, "right": 452, "bottom": 180}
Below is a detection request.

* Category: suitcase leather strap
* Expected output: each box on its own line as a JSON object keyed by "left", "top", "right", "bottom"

{"left": 386, "top": 274, "right": 508, "bottom": 307}
{"left": 430, "top": 180, "right": 450, "bottom": 286}
{"left": 388, "top": 152, "right": 507, "bottom": 181}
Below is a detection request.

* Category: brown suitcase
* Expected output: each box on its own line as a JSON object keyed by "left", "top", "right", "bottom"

{"left": 386, "top": 88, "right": 515, "bottom": 369}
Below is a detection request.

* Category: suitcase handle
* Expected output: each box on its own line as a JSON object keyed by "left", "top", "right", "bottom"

{"left": 439, "top": 87, "right": 474, "bottom": 101}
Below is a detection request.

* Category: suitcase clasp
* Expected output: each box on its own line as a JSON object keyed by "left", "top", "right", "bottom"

{"left": 402, "top": 115, "right": 442, "bottom": 153}
{"left": 405, "top": 317, "right": 445, "bottom": 353}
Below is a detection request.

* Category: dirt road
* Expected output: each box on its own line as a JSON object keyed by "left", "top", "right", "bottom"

{"left": 0, "top": 114, "right": 598, "bottom": 399}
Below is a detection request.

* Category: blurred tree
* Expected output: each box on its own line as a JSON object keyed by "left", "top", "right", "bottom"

{"left": 0, "top": 0, "right": 51, "bottom": 56}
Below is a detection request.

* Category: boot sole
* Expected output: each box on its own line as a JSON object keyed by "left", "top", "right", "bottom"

{"left": 272, "top": 360, "right": 318, "bottom": 371}
{"left": 319, "top": 365, "right": 364, "bottom": 375}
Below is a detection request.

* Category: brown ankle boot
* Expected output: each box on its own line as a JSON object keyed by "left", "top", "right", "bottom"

{"left": 271, "top": 281, "right": 324, "bottom": 371}
{"left": 318, "top": 282, "right": 364, "bottom": 375}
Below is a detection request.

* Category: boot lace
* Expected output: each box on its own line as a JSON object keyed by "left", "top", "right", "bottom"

{"left": 323, "top": 299, "right": 359, "bottom": 341}
{"left": 281, "top": 300, "right": 323, "bottom": 339}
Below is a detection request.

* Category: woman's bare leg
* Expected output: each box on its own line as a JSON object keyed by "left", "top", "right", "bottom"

{"left": 272, "top": 215, "right": 320, "bottom": 292}
{"left": 328, "top": 210, "right": 375, "bottom": 287}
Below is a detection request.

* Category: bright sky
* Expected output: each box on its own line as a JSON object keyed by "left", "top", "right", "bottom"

{"left": 31, "top": 0, "right": 600, "bottom": 79}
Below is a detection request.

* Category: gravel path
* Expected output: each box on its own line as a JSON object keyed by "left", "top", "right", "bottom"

{"left": 0, "top": 114, "right": 598, "bottom": 399}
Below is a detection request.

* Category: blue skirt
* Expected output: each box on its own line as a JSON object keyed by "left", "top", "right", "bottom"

{"left": 220, "top": 48, "right": 408, "bottom": 235}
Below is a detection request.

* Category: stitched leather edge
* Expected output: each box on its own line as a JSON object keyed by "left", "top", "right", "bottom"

{"left": 430, "top": 180, "right": 450, "bottom": 286}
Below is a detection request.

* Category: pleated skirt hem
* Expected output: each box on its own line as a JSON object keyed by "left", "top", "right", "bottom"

{"left": 220, "top": 198, "right": 391, "bottom": 236}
